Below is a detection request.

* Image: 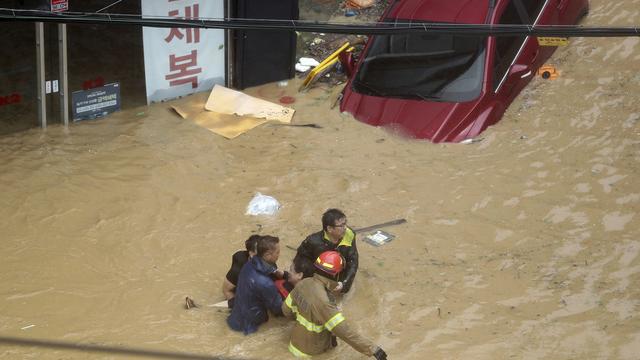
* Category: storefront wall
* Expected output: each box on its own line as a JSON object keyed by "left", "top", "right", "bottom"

{"left": 0, "top": 22, "right": 39, "bottom": 135}
{"left": 1, "top": 1, "right": 147, "bottom": 134}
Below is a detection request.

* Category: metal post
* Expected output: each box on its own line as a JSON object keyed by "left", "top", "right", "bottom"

{"left": 36, "top": 22, "right": 46, "bottom": 128}
{"left": 224, "top": 0, "right": 233, "bottom": 87}
{"left": 58, "top": 23, "right": 69, "bottom": 126}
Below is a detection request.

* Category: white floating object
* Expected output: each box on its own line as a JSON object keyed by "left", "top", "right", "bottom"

{"left": 298, "top": 57, "right": 320, "bottom": 67}
{"left": 246, "top": 192, "right": 281, "bottom": 216}
{"left": 207, "top": 300, "right": 229, "bottom": 308}
{"left": 295, "top": 63, "right": 311, "bottom": 72}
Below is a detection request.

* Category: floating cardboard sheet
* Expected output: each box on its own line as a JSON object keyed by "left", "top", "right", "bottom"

{"left": 192, "top": 112, "right": 268, "bottom": 139}
{"left": 170, "top": 91, "right": 208, "bottom": 119}
{"left": 169, "top": 86, "right": 294, "bottom": 139}
{"left": 205, "top": 85, "right": 294, "bottom": 124}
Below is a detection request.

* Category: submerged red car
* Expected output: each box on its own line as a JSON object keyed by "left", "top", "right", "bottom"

{"left": 340, "top": 0, "right": 589, "bottom": 142}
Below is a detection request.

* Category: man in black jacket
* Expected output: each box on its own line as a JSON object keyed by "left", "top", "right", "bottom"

{"left": 294, "top": 209, "right": 358, "bottom": 293}
{"left": 222, "top": 235, "right": 260, "bottom": 308}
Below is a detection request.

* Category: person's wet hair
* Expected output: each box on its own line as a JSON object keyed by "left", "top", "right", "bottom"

{"left": 257, "top": 235, "right": 279, "bottom": 257}
{"left": 245, "top": 234, "right": 261, "bottom": 253}
{"left": 293, "top": 257, "right": 315, "bottom": 279}
{"left": 322, "top": 208, "right": 346, "bottom": 231}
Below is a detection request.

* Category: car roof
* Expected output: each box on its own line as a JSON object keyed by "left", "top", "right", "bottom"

{"left": 386, "top": 0, "right": 492, "bottom": 24}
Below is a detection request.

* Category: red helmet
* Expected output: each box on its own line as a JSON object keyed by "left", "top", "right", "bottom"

{"left": 315, "top": 251, "right": 344, "bottom": 276}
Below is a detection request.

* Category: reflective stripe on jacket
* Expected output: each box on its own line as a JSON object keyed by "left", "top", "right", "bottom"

{"left": 294, "top": 227, "right": 359, "bottom": 293}
{"left": 281, "top": 274, "right": 376, "bottom": 357}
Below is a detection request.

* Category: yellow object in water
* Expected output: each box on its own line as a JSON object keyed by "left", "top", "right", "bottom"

{"left": 300, "top": 42, "right": 354, "bottom": 91}
{"left": 537, "top": 37, "right": 569, "bottom": 46}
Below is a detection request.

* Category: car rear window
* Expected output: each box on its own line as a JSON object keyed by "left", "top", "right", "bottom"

{"left": 352, "top": 20, "right": 486, "bottom": 102}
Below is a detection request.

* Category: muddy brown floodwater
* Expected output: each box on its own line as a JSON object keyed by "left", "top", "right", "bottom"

{"left": 1, "top": 1, "right": 639, "bottom": 359}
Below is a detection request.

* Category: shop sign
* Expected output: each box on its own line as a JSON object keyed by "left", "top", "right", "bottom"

{"left": 72, "top": 83, "right": 121, "bottom": 121}
{"left": 0, "top": 93, "right": 22, "bottom": 106}
{"left": 142, "top": 0, "right": 225, "bottom": 103}
{"left": 51, "top": 0, "right": 68, "bottom": 12}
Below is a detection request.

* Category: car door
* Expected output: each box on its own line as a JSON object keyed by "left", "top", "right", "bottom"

{"left": 553, "top": 0, "right": 572, "bottom": 23}
{"left": 544, "top": 0, "right": 586, "bottom": 27}
{"left": 492, "top": 0, "right": 546, "bottom": 102}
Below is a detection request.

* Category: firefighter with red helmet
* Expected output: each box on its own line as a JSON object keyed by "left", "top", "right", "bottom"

{"left": 282, "top": 250, "right": 388, "bottom": 359}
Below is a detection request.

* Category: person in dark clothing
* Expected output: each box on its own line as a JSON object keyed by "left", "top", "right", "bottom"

{"left": 294, "top": 209, "right": 359, "bottom": 293}
{"left": 227, "top": 235, "right": 284, "bottom": 335}
{"left": 222, "top": 235, "right": 260, "bottom": 308}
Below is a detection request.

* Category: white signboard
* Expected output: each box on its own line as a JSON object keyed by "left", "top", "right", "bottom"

{"left": 142, "top": 0, "right": 225, "bottom": 104}
{"left": 51, "top": 0, "right": 68, "bottom": 12}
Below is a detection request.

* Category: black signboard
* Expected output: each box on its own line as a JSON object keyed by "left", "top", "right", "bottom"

{"left": 72, "top": 83, "right": 121, "bottom": 121}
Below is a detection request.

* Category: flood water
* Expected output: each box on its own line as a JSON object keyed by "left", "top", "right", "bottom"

{"left": 1, "top": 1, "right": 639, "bottom": 359}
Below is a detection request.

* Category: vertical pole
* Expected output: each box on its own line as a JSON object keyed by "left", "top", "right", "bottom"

{"left": 58, "top": 23, "right": 69, "bottom": 126}
{"left": 224, "top": 0, "right": 233, "bottom": 87}
{"left": 36, "top": 22, "right": 46, "bottom": 128}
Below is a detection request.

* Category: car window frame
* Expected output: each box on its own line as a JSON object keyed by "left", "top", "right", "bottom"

{"left": 352, "top": 22, "right": 488, "bottom": 102}
{"left": 493, "top": 0, "right": 549, "bottom": 93}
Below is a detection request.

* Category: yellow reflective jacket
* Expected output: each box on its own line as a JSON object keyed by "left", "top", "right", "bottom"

{"left": 281, "top": 274, "right": 377, "bottom": 357}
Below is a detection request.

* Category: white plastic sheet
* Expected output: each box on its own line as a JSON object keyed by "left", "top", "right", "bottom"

{"left": 246, "top": 192, "right": 281, "bottom": 216}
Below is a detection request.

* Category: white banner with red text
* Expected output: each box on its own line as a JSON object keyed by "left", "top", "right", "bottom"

{"left": 142, "top": 0, "right": 225, "bottom": 104}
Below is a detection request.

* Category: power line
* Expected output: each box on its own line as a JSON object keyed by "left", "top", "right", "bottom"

{"left": 0, "top": 8, "right": 639, "bottom": 37}
{"left": 95, "top": 0, "right": 125, "bottom": 13}
{"left": 0, "top": 336, "right": 254, "bottom": 360}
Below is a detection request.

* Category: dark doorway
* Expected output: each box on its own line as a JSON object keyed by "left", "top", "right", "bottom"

{"left": 231, "top": 0, "right": 299, "bottom": 89}
{"left": 0, "top": 21, "right": 40, "bottom": 135}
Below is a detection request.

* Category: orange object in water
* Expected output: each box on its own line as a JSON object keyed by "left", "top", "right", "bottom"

{"left": 538, "top": 65, "right": 559, "bottom": 80}
{"left": 279, "top": 96, "right": 296, "bottom": 104}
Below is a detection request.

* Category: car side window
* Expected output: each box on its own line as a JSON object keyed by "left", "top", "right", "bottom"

{"left": 493, "top": 1, "right": 528, "bottom": 91}
{"left": 520, "top": 0, "right": 545, "bottom": 23}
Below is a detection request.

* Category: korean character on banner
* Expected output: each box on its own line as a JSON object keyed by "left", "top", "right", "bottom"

{"left": 165, "top": 3, "right": 201, "bottom": 44}
{"left": 165, "top": 50, "right": 202, "bottom": 88}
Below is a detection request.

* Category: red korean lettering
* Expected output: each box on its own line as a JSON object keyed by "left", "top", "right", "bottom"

{"left": 165, "top": 50, "right": 202, "bottom": 88}
{"left": 164, "top": 4, "right": 200, "bottom": 44}
{"left": 9, "top": 93, "right": 21, "bottom": 104}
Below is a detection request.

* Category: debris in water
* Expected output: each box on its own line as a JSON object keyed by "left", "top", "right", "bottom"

{"left": 185, "top": 296, "right": 198, "bottom": 309}
{"left": 460, "top": 137, "right": 484, "bottom": 144}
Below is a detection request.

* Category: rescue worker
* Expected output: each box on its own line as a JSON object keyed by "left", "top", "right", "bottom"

{"left": 282, "top": 251, "right": 387, "bottom": 359}
{"left": 294, "top": 209, "right": 358, "bottom": 293}
{"left": 222, "top": 234, "right": 260, "bottom": 308}
{"left": 227, "top": 235, "right": 284, "bottom": 334}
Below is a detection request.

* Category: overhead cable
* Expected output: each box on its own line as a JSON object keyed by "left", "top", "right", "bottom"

{"left": 0, "top": 9, "right": 639, "bottom": 37}
{"left": 0, "top": 336, "right": 252, "bottom": 360}
{"left": 95, "top": 0, "right": 125, "bottom": 13}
